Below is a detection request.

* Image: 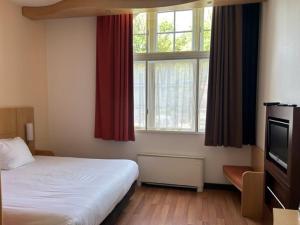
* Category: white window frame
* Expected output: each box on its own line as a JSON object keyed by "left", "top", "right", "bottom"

{"left": 134, "top": 8, "right": 211, "bottom": 134}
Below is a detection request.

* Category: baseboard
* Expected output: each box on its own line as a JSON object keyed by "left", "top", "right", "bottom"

{"left": 204, "top": 183, "right": 238, "bottom": 191}
{"left": 141, "top": 182, "right": 197, "bottom": 191}
{"left": 141, "top": 182, "right": 238, "bottom": 192}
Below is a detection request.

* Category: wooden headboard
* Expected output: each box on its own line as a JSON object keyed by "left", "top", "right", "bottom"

{"left": 0, "top": 107, "right": 35, "bottom": 152}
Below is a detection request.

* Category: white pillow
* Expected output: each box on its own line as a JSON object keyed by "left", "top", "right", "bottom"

{"left": 0, "top": 137, "right": 35, "bottom": 170}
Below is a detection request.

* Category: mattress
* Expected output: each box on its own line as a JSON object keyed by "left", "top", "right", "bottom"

{"left": 2, "top": 156, "right": 139, "bottom": 225}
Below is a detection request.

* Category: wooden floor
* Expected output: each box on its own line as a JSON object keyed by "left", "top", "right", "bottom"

{"left": 116, "top": 185, "right": 272, "bottom": 225}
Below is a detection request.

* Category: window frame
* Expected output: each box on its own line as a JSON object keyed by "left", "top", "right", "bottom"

{"left": 133, "top": 8, "right": 211, "bottom": 134}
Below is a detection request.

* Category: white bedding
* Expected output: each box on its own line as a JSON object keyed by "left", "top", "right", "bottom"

{"left": 2, "top": 156, "right": 139, "bottom": 225}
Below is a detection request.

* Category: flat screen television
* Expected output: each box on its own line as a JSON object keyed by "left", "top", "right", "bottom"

{"left": 268, "top": 118, "right": 289, "bottom": 170}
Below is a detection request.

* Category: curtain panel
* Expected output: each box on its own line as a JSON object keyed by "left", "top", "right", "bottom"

{"left": 95, "top": 14, "right": 135, "bottom": 141}
{"left": 205, "top": 4, "right": 260, "bottom": 148}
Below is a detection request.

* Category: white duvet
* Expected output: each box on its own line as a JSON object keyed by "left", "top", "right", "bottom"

{"left": 2, "top": 156, "right": 139, "bottom": 225}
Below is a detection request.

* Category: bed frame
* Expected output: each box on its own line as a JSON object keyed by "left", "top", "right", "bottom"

{"left": 101, "top": 181, "right": 136, "bottom": 225}
{"left": 0, "top": 107, "right": 136, "bottom": 225}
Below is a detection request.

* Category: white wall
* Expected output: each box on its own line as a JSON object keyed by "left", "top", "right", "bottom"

{"left": 46, "top": 17, "right": 251, "bottom": 184}
{"left": 0, "top": 0, "right": 49, "bottom": 148}
{"left": 256, "top": 0, "right": 300, "bottom": 149}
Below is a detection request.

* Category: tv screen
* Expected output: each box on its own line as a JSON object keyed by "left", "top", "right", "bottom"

{"left": 268, "top": 119, "right": 289, "bottom": 169}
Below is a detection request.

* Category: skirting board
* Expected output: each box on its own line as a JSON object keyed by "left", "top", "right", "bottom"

{"left": 141, "top": 182, "right": 237, "bottom": 192}
{"left": 141, "top": 182, "right": 198, "bottom": 191}
{"left": 203, "top": 183, "right": 238, "bottom": 191}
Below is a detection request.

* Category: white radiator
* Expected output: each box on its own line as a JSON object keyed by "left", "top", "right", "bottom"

{"left": 137, "top": 153, "right": 204, "bottom": 192}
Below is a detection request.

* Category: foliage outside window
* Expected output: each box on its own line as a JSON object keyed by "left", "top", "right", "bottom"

{"left": 133, "top": 8, "right": 212, "bottom": 133}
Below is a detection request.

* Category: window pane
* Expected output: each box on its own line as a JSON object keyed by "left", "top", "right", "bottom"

{"left": 202, "top": 31, "right": 211, "bottom": 52}
{"left": 133, "top": 13, "right": 147, "bottom": 34}
{"left": 157, "top": 12, "right": 174, "bottom": 33}
{"left": 175, "top": 32, "right": 192, "bottom": 52}
{"left": 134, "top": 61, "right": 146, "bottom": 129}
{"left": 198, "top": 59, "right": 209, "bottom": 132}
{"left": 204, "top": 7, "right": 213, "bottom": 30}
{"left": 148, "top": 60, "right": 197, "bottom": 131}
{"left": 201, "top": 7, "right": 213, "bottom": 51}
{"left": 175, "top": 10, "right": 193, "bottom": 32}
{"left": 157, "top": 33, "right": 174, "bottom": 52}
{"left": 134, "top": 34, "right": 147, "bottom": 53}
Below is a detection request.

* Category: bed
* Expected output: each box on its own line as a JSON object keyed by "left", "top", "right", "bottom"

{"left": 0, "top": 107, "right": 139, "bottom": 225}
{"left": 2, "top": 156, "right": 138, "bottom": 225}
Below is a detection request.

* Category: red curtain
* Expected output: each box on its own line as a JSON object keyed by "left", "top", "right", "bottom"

{"left": 95, "top": 14, "right": 135, "bottom": 141}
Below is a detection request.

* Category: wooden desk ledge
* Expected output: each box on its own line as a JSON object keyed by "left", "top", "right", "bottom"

{"left": 34, "top": 149, "right": 55, "bottom": 156}
{"left": 223, "top": 165, "right": 252, "bottom": 191}
{"left": 223, "top": 165, "right": 264, "bottom": 219}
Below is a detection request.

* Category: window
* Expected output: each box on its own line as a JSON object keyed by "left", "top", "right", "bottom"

{"left": 148, "top": 60, "right": 197, "bottom": 131}
{"left": 133, "top": 13, "right": 147, "bottom": 53}
{"left": 133, "top": 8, "right": 212, "bottom": 132}
{"left": 156, "top": 10, "right": 193, "bottom": 52}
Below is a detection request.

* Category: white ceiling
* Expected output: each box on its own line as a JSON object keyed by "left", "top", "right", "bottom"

{"left": 10, "top": 0, "right": 62, "bottom": 7}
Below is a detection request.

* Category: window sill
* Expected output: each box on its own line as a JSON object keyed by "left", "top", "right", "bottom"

{"left": 135, "top": 129, "right": 205, "bottom": 135}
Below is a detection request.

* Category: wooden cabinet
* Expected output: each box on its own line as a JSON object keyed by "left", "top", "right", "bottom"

{"left": 264, "top": 106, "right": 300, "bottom": 210}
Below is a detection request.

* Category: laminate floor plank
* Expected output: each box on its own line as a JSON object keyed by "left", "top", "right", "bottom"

{"left": 116, "top": 186, "right": 272, "bottom": 225}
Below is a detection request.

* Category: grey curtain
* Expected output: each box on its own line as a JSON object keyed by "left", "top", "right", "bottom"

{"left": 205, "top": 4, "right": 260, "bottom": 148}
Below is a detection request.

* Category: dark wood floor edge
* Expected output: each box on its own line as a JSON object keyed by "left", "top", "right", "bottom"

{"left": 204, "top": 183, "right": 238, "bottom": 191}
